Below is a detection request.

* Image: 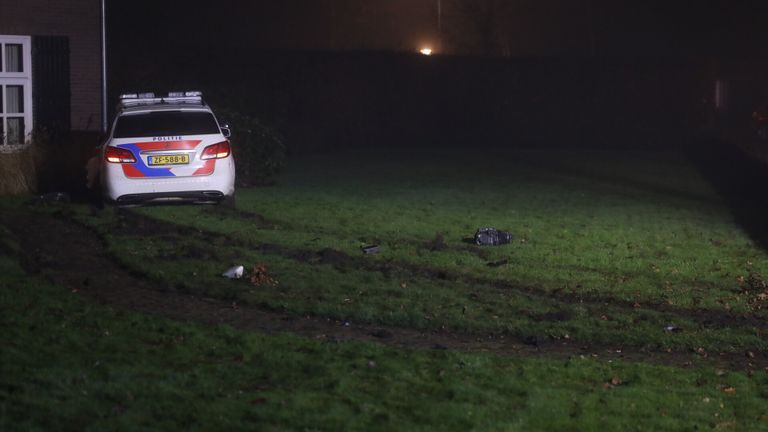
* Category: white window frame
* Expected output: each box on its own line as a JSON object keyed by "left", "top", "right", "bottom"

{"left": 0, "top": 35, "right": 33, "bottom": 151}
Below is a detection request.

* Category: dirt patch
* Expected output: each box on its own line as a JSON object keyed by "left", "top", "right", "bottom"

{"left": 114, "top": 208, "right": 182, "bottom": 237}
{"left": 424, "top": 232, "right": 448, "bottom": 252}
{"left": 530, "top": 310, "right": 573, "bottom": 322}
{"left": 1, "top": 208, "right": 766, "bottom": 372}
{"left": 317, "top": 248, "right": 354, "bottom": 267}
{"left": 203, "top": 206, "right": 279, "bottom": 229}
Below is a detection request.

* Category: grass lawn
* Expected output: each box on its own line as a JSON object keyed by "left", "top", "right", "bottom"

{"left": 2, "top": 227, "right": 768, "bottom": 431}
{"left": 63, "top": 147, "right": 768, "bottom": 353}
{"left": 140, "top": 147, "right": 764, "bottom": 310}
{"left": 3, "top": 147, "right": 768, "bottom": 430}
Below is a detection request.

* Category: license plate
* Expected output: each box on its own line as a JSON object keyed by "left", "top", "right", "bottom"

{"left": 148, "top": 154, "right": 190, "bottom": 166}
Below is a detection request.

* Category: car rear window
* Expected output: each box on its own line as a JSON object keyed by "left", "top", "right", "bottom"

{"left": 113, "top": 111, "right": 220, "bottom": 138}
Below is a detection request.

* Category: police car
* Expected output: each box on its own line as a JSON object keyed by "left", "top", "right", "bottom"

{"left": 100, "top": 91, "right": 235, "bottom": 205}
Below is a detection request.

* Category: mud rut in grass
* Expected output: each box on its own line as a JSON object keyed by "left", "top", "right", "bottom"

{"left": 119, "top": 207, "right": 768, "bottom": 331}
{"left": 4, "top": 205, "right": 767, "bottom": 372}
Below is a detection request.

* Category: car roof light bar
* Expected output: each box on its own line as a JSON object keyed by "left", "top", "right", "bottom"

{"left": 118, "top": 91, "right": 205, "bottom": 108}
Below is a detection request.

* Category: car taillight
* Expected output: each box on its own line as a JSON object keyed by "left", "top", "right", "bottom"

{"left": 105, "top": 146, "right": 136, "bottom": 164}
{"left": 201, "top": 141, "right": 231, "bottom": 160}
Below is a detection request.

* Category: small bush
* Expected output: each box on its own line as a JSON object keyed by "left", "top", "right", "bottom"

{"left": 0, "top": 149, "right": 36, "bottom": 195}
{"left": 213, "top": 107, "right": 286, "bottom": 186}
{"left": 0, "top": 130, "right": 51, "bottom": 195}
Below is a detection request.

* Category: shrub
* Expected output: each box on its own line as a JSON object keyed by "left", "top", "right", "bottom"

{"left": 213, "top": 107, "right": 287, "bottom": 186}
{"left": 0, "top": 130, "right": 51, "bottom": 195}
{"left": 0, "top": 148, "right": 36, "bottom": 195}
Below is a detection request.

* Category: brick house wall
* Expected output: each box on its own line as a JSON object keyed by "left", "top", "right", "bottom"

{"left": 0, "top": 0, "right": 102, "bottom": 132}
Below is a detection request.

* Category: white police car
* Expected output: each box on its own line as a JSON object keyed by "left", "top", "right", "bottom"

{"left": 100, "top": 91, "right": 235, "bottom": 205}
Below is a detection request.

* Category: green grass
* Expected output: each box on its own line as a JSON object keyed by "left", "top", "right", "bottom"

{"left": 5, "top": 147, "right": 768, "bottom": 429}
{"left": 139, "top": 148, "right": 764, "bottom": 309}
{"left": 66, "top": 215, "right": 768, "bottom": 353}
{"left": 3, "top": 237, "right": 768, "bottom": 431}
{"left": 49, "top": 147, "right": 768, "bottom": 353}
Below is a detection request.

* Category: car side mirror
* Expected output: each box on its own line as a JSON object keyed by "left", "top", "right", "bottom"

{"left": 220, "top": 122, "right": 232, "bottom": 138}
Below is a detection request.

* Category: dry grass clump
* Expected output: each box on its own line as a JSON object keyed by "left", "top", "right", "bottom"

{"left": 0, "top": 146, "right": 37, "bottom": 195}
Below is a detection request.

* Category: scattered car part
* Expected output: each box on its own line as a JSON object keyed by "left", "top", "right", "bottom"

{"left": 222, "top": 265, "right": 244, "bottom": 279}
{"left": 474, "top": 227, "right": 513, "bottom": 246}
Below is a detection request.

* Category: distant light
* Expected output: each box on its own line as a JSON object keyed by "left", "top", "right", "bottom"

{"left": 420, "top": 47, "right": 433, "bottom": 56}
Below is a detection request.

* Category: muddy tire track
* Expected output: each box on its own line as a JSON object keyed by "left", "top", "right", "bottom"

{"left": 1, "top": 208, "right": 766, "bottom": 371}
{"left": 118, "top": 207, "right": 768, "bottom": 333}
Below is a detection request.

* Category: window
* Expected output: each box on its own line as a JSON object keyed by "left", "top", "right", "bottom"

{"left": 5, "top": 44, "right": 23, "bottom": 72}
{"left": 113, "top": 111, "right": 220, "bottom": 138}
{"left": 0, "top": 36, "right": 32, "bottom": 148}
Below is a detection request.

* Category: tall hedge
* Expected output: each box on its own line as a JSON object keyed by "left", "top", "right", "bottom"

{"left": 213, "top": 108, "right": 287, "bottom": 186}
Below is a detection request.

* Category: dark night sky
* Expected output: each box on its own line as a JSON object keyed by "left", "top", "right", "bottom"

{"left": 104, "top": 0, "right": 768, "bottom": 152}
{"left": 109, "top": 0, "right": 768, "bottom": 57}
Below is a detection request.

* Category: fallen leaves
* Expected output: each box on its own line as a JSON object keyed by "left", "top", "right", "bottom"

{"left": 603, "top": 376, "right": 623, "bottom": 389}
{"left": 748, "top": 272, "right": 768, "bottom": 290}
{"left": 250, "top": 264, "right": 278, "bottom": 286}
{"left": 739, "top": 272, "right": 768, "bottom": 311}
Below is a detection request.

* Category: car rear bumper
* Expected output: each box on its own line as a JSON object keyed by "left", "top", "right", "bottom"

{"left": 102, "top": 158, "right": 236, "bottom": 202}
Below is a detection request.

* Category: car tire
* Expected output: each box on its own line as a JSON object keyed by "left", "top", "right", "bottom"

{"left": 87, "top": 172, "right": 106, "bottom": 210}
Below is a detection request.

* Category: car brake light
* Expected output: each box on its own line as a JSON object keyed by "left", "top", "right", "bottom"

{"left": 105, "top": 146, "right": 136, "bottom": 164}
{"left": 201, "top": 141, "right": 231, "bottom": 160}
